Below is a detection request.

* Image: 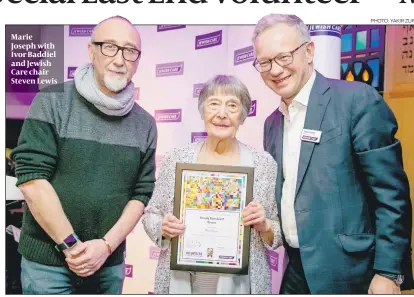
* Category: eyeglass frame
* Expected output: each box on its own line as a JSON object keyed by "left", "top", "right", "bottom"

{"left": 252, "top": 41, "right": 309, "bottom": 73}
{"left": 92, "top": 41, "right": 141, "bottom": 62}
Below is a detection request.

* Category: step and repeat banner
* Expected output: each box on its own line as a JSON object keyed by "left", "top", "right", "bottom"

{"left": 6, "top": 24, "right": 341, "bottom": 293}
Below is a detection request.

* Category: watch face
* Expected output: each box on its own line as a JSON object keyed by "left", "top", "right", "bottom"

{"left": 64, "top": 234, "right": 78, "bottom": 248}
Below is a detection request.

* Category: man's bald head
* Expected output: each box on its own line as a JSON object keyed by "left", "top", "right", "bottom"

{"left": 88, "top": 16, "right": 141, "bottom": 96}
{"left": 91, "top": 16, "right": 141, "bottom": 49}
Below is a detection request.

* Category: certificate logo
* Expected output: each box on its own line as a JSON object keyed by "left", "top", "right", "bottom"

{"left": 156, "top": 62, "right": 184, "bottom": 77}
{"left": 207, "top": 248, "right": 214, "bottom": 258}
{"left": 125, "top": 264, "right": 133, "bottom": 277}
{"left": 68, "top": 25, "right": 95, "bottom": 37}
{"left": 157, "top": 25, "right": 186, "bottom": 32}
{"left": 185, "top": 251, "right": 202, "bottom": 257}
{"left": 193, "top": 83, "right": 205, "bottom": 98}
{"left": 155, "top": 109, "right": 182, "bottom": 123}
{"left": 191, "top": 132, "right": 208, "bottom": 143}
{"left": 67, "top": 67, "right": 77, "bottom": 79}
{"left": 234, "top": 46, "right": 255, "bottom": 66}
{"left": 248, "top": 100, "right": 257, "bottom": 117}
{"left": 307, "top": 25, "right": 342, "bottom": 38}
{"left": 219, "top": 255, "right": 235, "bottom": 260}
{"left": 195, "top": 30, "right": 222, "bottom": 50}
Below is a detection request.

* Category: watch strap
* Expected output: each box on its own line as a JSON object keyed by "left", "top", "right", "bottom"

{"left": 54, "top": 233, "right": 79, "bottom": 252}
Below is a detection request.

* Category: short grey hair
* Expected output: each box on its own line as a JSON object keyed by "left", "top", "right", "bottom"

{"left": 198, "top": 75, "right": 252, "bottom": 123}
{"left": 252, "top": 14, "right": 311, "bottom": 45}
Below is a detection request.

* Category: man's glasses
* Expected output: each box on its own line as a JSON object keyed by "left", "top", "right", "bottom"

{"left": 252, "top": 42, "right": 308, "bottom": 73}
{"left": 92, "top": 41, "right": 141, "bottom": 62}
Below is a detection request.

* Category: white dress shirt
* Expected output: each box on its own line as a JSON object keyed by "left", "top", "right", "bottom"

{"left": 279, "top": 70, "right": 316, "bottom": 248}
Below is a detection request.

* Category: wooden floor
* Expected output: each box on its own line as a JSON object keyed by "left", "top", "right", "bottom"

{"left": 403, "top": 289, "right": 414, "bottom": 294}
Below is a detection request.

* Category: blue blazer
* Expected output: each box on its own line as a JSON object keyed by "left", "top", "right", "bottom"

{"left": 263, "top": 71, "right": 412, "bottom": 293}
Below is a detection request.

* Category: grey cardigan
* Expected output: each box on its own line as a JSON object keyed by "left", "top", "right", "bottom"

{"left": 142, "top": 140, "right": 282, "bottom": 294}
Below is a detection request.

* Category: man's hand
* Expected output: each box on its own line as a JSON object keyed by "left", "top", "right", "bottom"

{"left": 368, "top": 274, "right": 401, "bottom": 294}
{"left": 65, "top": 240, "right": 111, "bottom": 277}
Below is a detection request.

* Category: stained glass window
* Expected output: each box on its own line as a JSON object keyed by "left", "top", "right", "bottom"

{"left": 341, "top": 33, "right": 353, "bottom": 53}
{"left": 370, "top": 28, "right": 380, "bottom": 49}
{"left": 340, "top": 25, "right": 385, "bottom": 92}
{"left": 356, "top": 31, "right": 367, "bottom": 50}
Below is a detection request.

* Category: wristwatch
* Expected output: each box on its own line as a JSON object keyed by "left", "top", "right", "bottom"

{"left": 54, "top": 233, "right": 80, "bottom": 252}
{"left": 378, "top": 272, "right": 404, "bottom": 286}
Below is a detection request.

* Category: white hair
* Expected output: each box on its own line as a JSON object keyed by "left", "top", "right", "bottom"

{"left": 198, "top": 75, "right": 252, "bottom": 123}
{"left": 252, "top": 14, "right": 311, "bottom": 45}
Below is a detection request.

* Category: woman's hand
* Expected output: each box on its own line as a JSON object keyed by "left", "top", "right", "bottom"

{"left": 242, "top": 201, "right": 271, "bottom": 233}
{"left": 162, "top": 214, "right": 186, "bottom": 239}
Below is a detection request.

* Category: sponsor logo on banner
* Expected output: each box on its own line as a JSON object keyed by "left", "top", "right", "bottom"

{"left": 155, "top": 109, "right": 182, "bottom": 123}
{"left": 248, "top": 100, "right": 257, "bottom": 117}
{"left": 307, "top": 25, "right": 342, "bottom": 38}
{"left": 195, "top": 30, "right": 222, "bottom": 50}
{"left": 156, "top": 62, "right": 184, "bottom": 77}
{"left": 125, "top": 264, "right": 133, "bottom": 277}
{"left": 149, "top": 246, "right": 161, "bottom": 260}
{"left": 134, "top": 87, "right": 140, "bottom": 101}
{"left": 191, "top": 132, "right": 208, "bottom": 143}
{"left": 67, "top": 67, "right": 77, "bottom": 79}
{"left": 234, "top": 46, "right": 255, "bottom": 66}
{"left": 155, "top": 155, "right": 165, "bottom": 169}
{"left": 193, "top": 83, "right": 205, "bottom": 98}
{"left": 269, "top": 251, "right": 279, "bottom": 271}
{"left": 157, "top": 25, "right": 186, "bottom": 32}
{"left": 68, "top": 25, "right": 95, "bottom": 37}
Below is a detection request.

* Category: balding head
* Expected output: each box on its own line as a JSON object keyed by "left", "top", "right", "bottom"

{"left": 88, "top": 16, "right": 142, "bottom": 96}
{"left": 91, "top": 16, "right": 141, "bottom": 48}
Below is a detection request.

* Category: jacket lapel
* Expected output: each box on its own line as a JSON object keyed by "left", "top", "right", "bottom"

{"left": 295, "top": 72, "right": 331, "bottom": 197}
{"left": 275, "top": 112, "right": 284, "bottom": 212}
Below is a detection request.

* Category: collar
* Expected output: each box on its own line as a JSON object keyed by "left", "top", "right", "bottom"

{"left": 279, "top": 69, "right": 316, "bottom": 119}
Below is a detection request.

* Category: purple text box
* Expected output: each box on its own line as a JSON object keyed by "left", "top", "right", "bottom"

{"left": 234, "top": 45, "right": 255, "bottom": 66}
{"left": 156, "top": 62, "right": 184, "bottom": 77}
{"left": 155, "top": 108, "right": 182, "bottom": 123}
{"left": 195, "top": 30, "right": 222, "bottom": 50}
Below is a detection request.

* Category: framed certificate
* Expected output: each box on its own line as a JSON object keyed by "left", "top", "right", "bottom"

{"left": 170, "top": 163, "right": 254, "bottom": 275}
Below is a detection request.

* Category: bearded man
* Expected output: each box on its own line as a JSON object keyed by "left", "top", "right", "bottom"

{"left": 11, "top": 16, "right": 157, "bottom": 294}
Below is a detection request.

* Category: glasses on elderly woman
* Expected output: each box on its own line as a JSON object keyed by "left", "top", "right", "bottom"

{"left": 252, "top": 42, "right": 308, "bottom": 73}
{"left": 92, "top": 41, "right": 141, "bottom": 62}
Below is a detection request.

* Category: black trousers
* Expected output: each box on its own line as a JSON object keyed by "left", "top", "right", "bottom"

{"left": 280, "top": 245, "right": 311, "bottom": 294}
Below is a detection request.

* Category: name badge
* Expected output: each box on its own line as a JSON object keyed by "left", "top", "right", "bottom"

{"left": 301, "top": 129, "right": 322, "bottom": 143}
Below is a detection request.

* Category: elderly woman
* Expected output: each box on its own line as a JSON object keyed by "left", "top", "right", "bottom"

{"left": 142, "top": 75, "right": 282, "bottom": 294}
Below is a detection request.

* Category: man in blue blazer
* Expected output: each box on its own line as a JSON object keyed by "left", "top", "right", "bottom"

{"left": 252, "top": 14, "right": 412, "bottom": 294}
